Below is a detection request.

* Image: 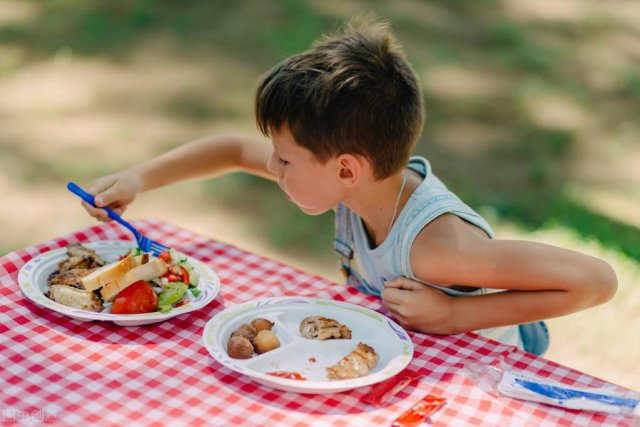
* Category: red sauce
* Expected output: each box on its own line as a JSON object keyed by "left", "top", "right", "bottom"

{"left": 266, "top": 371, "right": 307, "bottom": 380}
{"left": 308, "top": 357, "right": 316, "bottom": 363}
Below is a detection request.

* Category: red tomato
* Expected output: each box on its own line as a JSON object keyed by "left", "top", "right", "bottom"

{"left": 178, "top": 266, "right": 189, "bottom": 284}
{"left": 111, "top": 280, "right": 158, "bottom": 314}
{"left": 158, "top": 250, "right": 171, "bottom": 263}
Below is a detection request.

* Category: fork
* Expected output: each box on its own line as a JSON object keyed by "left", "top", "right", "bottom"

{"left": 67, "top": 182, "right": 170, "bottom": 256}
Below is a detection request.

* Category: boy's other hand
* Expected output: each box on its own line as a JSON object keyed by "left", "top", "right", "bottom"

{"left": 381, "top": 277, "right": 456, "bottom": 334}
{"left": 82, "top": 172, "right": 142, "bottom": 222}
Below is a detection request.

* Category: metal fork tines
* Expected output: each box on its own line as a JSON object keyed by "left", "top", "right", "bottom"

{"left": 67, "top": 182, "right": 170, "bottom": 256}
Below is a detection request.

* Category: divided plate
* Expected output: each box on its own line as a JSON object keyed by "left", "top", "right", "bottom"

{"left": 202, "top": 297, "right": 413, "bottom": 394}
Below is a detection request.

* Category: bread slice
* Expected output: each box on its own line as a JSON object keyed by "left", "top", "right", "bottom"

{"left": 81, "top": 255, "right": 138, "bottom": 291}
{"left": 100, "top": 258, "right": 167, "bottom": 302}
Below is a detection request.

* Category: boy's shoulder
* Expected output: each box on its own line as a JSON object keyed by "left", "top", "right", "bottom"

{"left": 410, "top": 213, "right": 492, "bottom": 283}
{"left": 413, "top": 213, "right": 488, "bottom": 251}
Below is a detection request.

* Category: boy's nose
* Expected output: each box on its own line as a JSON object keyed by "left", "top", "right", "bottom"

{"left": 266, "top": 157, "right": 276, "bottom": 175}
{"left": 266, "top": 154, "right": 281, "bottom": 177}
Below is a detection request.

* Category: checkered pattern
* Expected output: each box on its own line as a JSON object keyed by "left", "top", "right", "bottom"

{"left": 0, "top": 219, "right": 634, "bottom": 426}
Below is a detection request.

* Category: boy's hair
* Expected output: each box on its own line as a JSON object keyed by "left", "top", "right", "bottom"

{"left": 255, "top": 16, "right": 424, "bottom": 179}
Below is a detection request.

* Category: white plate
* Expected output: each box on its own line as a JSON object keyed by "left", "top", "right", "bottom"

{"left": 18, "top": 240, "right": 220, "bottom": 326}
{"left": 202, "top": 297, "right": 413, "bottom": 394}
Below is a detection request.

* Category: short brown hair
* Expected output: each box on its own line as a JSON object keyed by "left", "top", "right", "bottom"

{"left": 255, "top": 16, "right": 424, "bottom": 179}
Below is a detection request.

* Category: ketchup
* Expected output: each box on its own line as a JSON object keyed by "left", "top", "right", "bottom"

{"left": 266, "top": 371, "right": 307, "bottom": 380}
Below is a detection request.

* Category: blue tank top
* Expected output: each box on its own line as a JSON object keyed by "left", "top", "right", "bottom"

{"left": 333, "top": 156, "right": 549, "bottom": 354}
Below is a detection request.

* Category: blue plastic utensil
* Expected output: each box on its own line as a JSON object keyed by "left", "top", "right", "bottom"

{"left": 514, "top": 378, "right": 639, "bottom": 409}
{"left": 67, "top": 182, "right": 170, "bottom": 256}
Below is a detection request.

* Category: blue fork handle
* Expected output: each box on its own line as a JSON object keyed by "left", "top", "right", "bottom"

{"left": 66, "top": 182, "right": 138, "bottom": 236}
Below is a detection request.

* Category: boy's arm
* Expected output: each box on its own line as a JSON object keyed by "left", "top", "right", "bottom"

{"left": 133, "top": 134, "right": 274, "bottom": 191}
{"left": 381, "top": 214, "right": 618, "bottom": 334}
{"left": 83, "top": 134, "right": 273, "bottom": 221}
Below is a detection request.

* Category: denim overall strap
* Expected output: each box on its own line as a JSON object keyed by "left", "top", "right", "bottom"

{"left": 518, "top": 321, "right": 550, "bottom": 356}
{"left": 333, "top": 204, "right": 381, "bottom": 296}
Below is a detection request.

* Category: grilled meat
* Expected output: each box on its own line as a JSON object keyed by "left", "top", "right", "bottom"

{"left": 326, "top": 342, "right": 379, "bottom": 380}
{"left": 58, "top": 244, "right": 104, "bottom": 272}
{"left": 47, "top": 268, "right": 97, "bottom": 289}
{"left": 47, "top": 285, "right": 103, "bottom": 312}
{"left": 300, "top": 316, "right": 352, "bottom": 340}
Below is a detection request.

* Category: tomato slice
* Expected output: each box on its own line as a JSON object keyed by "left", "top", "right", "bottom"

{"left": 111, "top": 280, "right": 158, "bottom": 314}
{"left": 158, "top": 250, "right": 171, "bottom": 263}
{"left": 178, "top": 265, "right": 189, "bottom": 285}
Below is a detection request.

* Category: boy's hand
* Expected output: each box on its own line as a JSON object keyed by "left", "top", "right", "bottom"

{"left": 381, "top": 277, "right": 457, "bottom": 334}
{"left": 82, "top": 172, "right": 142, "bottom": 222}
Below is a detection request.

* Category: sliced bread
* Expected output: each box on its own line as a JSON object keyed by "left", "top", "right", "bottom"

{"left": 81, "top": 255, "right": 138, "bottom": 291}
{"left": 100, "top": 258, "right": 167, "bottom": 302}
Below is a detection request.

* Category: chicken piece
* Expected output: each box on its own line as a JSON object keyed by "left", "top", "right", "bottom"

{"left": 67, "top": 244, "right": 104, "bottom": 263}
{"left": 47, "top": 285, "right": 103, "bottom": 312}
{"left": 58, "top": 244, "right": 104, "bottom": 272}
{"left": 47, "top": 268, "right": 97, "bottom": 289}
{"left": 326, "top": 342, "right": 379, "bottom": 380}
{"left": 299, "top": 316, "right": 352, "bottom": 340}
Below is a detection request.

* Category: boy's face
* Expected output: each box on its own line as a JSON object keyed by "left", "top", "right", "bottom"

{"left": 267, "top": 125, "right": 345, "bottom": 215}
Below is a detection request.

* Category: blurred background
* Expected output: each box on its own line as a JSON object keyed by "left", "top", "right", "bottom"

{"left": 1, "top": 0, "right": 638, "bottom": 390}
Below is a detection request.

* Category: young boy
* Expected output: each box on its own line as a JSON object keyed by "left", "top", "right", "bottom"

{"left": 81, "top": 18, "right": 617, "bottom": 355}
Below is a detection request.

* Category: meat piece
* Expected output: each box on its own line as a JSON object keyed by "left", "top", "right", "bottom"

{"left": 326, "top": 342, "right": 379, "bottom": 380}
{"left": 58, "top": 244, "right": 104, "bottom": 272}
{"left": 47, "top": 268, "right": 97, "bottom": 289}
{"left": 300, "top": 316, "right": 352, "bottom": 340}
{"left": 47, "top": 285, "right": 103, "bottom": 312}
{"left": 67, "top": 244, "right": 104, "bottom": 263}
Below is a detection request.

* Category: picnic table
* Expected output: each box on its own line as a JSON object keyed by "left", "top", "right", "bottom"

{"left": 0, "top": 219, "right": 635, "bottom": 426}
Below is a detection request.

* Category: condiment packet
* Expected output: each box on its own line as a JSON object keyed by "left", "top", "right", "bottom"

{"left": 361, "top": 371, "right": 423, "bottom": 407}
{"left": 391, "top": 393, "right": 447, "bottom": 427}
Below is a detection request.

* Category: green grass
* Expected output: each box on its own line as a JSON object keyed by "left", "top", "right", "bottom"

{"left": 201, "top": 174, "right": 335, "bottom": 258}
{"left": 492, "top": 195, "right": 640, "bottom": 262}
{"left": 1, "top": 0, "right": 638, "bottom": 263}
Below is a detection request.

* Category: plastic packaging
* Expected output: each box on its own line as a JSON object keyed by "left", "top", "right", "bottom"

{"left": 361, "top": 370, "right": 423, "bottom": 407}
{"left": 463, "top": 360, "right": 640, "bottom": 416}
{"left": 391, "top": 393, "right": 447, "bottom": 427}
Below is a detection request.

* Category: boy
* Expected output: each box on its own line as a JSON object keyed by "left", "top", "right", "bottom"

{"left": 81, "top": 18, "right": 617, "bottom": 355}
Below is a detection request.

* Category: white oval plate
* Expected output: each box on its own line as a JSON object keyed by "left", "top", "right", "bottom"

{"left": 202, "top": 297, "right": 413, "bottom": 394}
{"left": 18, "top": 240, "right": 220, "bottom": 326}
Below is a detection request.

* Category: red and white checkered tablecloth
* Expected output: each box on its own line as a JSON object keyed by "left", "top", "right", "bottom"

{"left": 0, "top": 219, "right": 635, "bottom": 426}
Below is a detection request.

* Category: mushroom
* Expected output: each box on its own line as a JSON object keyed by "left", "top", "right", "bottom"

{"left": 227, "top": 336, "right": 254, "bottom": 359}
{"left": 253, "top": 330, "right": 280, "bottom": 354}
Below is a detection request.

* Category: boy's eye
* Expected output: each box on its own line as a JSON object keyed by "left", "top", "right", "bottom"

{"left": 278, "top": 158, "right": 289, "bottom": 166}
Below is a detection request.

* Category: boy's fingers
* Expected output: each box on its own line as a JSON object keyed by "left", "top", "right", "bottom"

{"left": 81, "top": 201, "right": 110, "bottom": 221}
{"left": 380, "top": 296, "right": 407, "bottom": 324}
{"left": 380, "top": 294, "right": 399, "bottom": 311}
{"left": 384, "top": 277, "right": 424, "bottom": 291}
{"left": 81, "top": 200, "right": 125, "bottom": 220}
{"left": 86, "top": 177, "right": 119, "bottom": 207}
{"left": 381, "top": 287, "right": 406, "bottom": 305}
{"left": 93, "top": 186, "right": 119, "bottom": 208}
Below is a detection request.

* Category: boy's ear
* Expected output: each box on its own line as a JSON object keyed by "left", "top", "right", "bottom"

{"left": 336, "top": 154, "right": 366, "bottom": 185}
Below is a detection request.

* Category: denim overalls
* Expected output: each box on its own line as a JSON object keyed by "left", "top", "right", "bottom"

{"left": 332, "top": 156, "right": 550, "bottom": 356}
